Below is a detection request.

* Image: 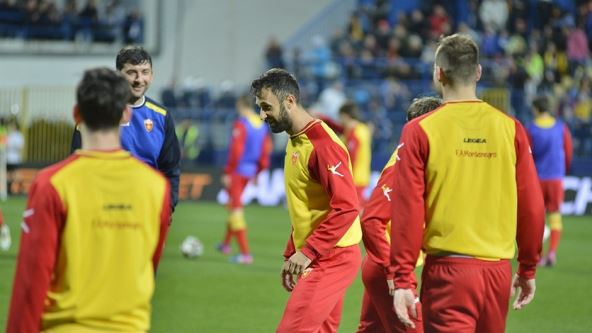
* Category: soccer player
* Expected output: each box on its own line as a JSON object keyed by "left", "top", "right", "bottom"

{"left": 71, "top": 46, "right": 180, "bottom": 212}
{"left": 323, "top": 102, "right": 372, "bottom": 205}
{"left": 526, "top": 96, "right": 573, "bottom": 267}
{"left": 7, "top": 68, "right": 170, "bottom": 333}
{"left": 217, "top": 94, "right": 272, "bottom": 264}
{"left": 251, "top": 69, "right": 362, "bottom": 333}
{"left": 0, "top": 208, "right": 10, "bottom": 251}
{"left": 390, "top": 34, "right": 545, "bottom": 333}
{"left": 357, "top": 96, "right": 442, "bottom": 333}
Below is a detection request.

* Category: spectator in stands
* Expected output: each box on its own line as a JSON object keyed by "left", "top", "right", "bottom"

{"left": 308, "top": 35, "right": 332, "bottom": 95}
{"left": 317, "top": 80, "right": 346, "bottom": 121}
{"left": 124, "top": 7, "right": 144, "bottom": 44}
{"left": 428, "top": 5, "right": 449, "bottom": 39}
{"left": 264, "top": 36, "right": 285, "bottom": 69}
{"left": 479, "top": 0, "right": 509, "bottom": 32}
{"left": 567, "top": 22, "right": 590, "bottom": 71}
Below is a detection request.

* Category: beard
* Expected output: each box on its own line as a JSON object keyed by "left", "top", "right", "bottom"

{"left": 266, "top": 104, "right": 293, "bottom": 133}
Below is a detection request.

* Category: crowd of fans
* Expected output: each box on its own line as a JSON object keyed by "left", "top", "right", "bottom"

{"left": 0, "top": 0, "right": 144, "bottom": 43}
{"left": 274, "top": 0, "right": 592, "bottom": 158}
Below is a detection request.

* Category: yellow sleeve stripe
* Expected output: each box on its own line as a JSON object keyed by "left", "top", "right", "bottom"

{"left": 145, "top": 102, "right": 167, "bottom": 116}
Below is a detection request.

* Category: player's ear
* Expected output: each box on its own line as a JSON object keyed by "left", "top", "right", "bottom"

{"left": 285, "top": 94, "right": 296, "bottom": 111}
{"left": 120, "top": 105, "right": 132, "bottom": 124}
{"left": 73, "top": 105, "right": 82, "bottom": 125}
{"left": 475, "top": 64, "right": 482, "bottom": 82}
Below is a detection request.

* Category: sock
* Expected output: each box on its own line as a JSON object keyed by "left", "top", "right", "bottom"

{"left": 235, "top": 229, "right": 250, "bottom": 255}
{"left": 548, "top": 212, "right": 562, "bottom": 253}
{"left": 222, "top": 225, "right": 233, "bottom": 246}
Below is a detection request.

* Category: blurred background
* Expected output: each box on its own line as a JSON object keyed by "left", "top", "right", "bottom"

{"left": 0, "top": 0, "right": 590, "bottom": 213}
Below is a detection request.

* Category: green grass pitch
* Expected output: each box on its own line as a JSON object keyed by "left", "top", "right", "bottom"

{"left": 1, "top": 198, "right": 591, "bottom": 332}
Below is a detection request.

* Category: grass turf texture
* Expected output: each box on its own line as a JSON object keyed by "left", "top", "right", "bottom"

{"left": 1, "top": 198, "right": 591, "bottom": 332}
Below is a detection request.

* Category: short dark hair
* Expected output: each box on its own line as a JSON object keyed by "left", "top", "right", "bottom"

{"left": 407, "top": 96, "right": 443, "bottom": 121}
{"left": 435, "top": 34, "right": 479, "bottom": 86}
{"left": 338, "top": 101, "right": 361, "bottom": 121}
{"left": 77, "top": 68, "right": 130, "bottom": 131}
{"left": 236, "top": 94, "right": 253, "bottom": 109}
{"left": 532, "top": 96, "right": 549, "bottom": 113}
{"left": 116, "top": 45, "right": 152, "bottom": 70}
{"left": 250, "top": 68, "right": 300, "bottom": 103}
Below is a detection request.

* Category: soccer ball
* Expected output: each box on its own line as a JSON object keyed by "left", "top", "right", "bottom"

{"left": 180, "top": 236, "right": 204, "bottom": 259}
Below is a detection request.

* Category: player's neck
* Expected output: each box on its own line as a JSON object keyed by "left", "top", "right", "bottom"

{"left": 442, "top": 85, "right": 478, "bottom": 102}
{"left": 287, "top": 107, "right": 314, "bottom": 136}
{"left": 130, "top": 95, "right": 145, "bottom": 107}
{"left": 81, "top": 129, "right": 122, "bottom": 151}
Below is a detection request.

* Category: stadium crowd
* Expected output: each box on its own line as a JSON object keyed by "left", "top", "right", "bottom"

{"left": 0, "top": 0, "right": 144, "bottom": 43}
{"left": 163, "top": 0, "right": 592, "bottom": 162}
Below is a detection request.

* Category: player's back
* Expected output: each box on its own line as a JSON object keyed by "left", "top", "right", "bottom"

{"left": 526, "top": 115, "right": 566, "bottom": 179}
{"left": 348, "top": 122, "right": 372, "bottom": 186}
{"left": 417, "top": 101, "right": 520, "bottom": 260}
{"left": 41, "top": 150, "right": 168, "bottom": 332}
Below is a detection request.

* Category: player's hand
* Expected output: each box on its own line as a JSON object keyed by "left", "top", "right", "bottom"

{"left": 221, "top": 174, "right": 230, "bottom": 188}
{"left": 393, "top": 288, "right": 417, "bottom": 329}
{"left": 387, "top": 279, "right": 395, "bottom": 296}
{"left": 511, "top": 274, "right": 536, "bottom": 310}
{"left": 285, "top": 251, "right": 312, "bottom": 275}
{"left": 280, "top": 267, "right": 296, "bottom": 292}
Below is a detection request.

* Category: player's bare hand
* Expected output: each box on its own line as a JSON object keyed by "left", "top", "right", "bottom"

{"left": 387, "top": 279, "right": 395, "bottom": 296}
{"left": 221, "top": 174, "right": 230, "bottom": 188}
{"left": 511, "top": 274, "right": 536, "bottom": 310}
{"left": 286, "top": 251, "right": 312, "bottom": 275}
{"left": 393, "top": 288, "right": 417, "bottom": 329}
{"left": 280, "top": 266, "right": 295, "bottom": 292}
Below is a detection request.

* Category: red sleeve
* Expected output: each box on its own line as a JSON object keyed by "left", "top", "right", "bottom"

{"left": 224, "top": 121, "right": 246, "bottom": 175}
{"left": 514, "top": 121, "right": 545, "bottom": 279}
{"left": 361, "top": 165, "right": 395, "bottom": 272}
{"left": 563, "top": 124, "right": 573, "bottom": 173}
{"left": 347, "top": 131, "right": 360, "bottom": 168}
{"left": 283, "top": 228, "right": 296, "bottom": 260}
{"left": 7, "top": 177, "right": 65, "bottom": 333}
{"left": 257, "top": 134, "right": 272, "bottom": 174}
{"left": 390, "top": 121, "right": 428, "bottom": 287}
{"left": 302, "top": 143, "right": 360, "bottom": 260}
{"left": 319, "top": 117, "right": 344, "bottom": 134}
{"left": 152, "top": 181, "right": 171, "bottom": 271}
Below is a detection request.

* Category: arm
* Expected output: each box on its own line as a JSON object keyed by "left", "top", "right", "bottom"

{"left": 347, "top": 132, "right": 360, "bottom": 169}
{"left": 282, "top": 228, "right": 296, "bottom": 260}
{"left": 301, "top": 144, "right": 360, "bottom": 261}
{"left": 256, "top": 134, "right": 272, "bottom": 174}
{"left": 223, "top": 121, "right": 247, "bottom": 175}
{"left": 514, "top": 121, "right": 545, "bottom": 279}
{"left": 158, "top": 112, "right": 181, "bottom": 212}
{"left": 7, "top": 178, "right": 65, "bottom": 333}
{"left": 152, "top": 181, "right": 171, "bottom": 272}
{"left": 361, "top": 164, "right": 395, "bottom": 272}
{"left": 563, "top": 124, "right": 573, "bottom": 173}
{"left": 390, "top": 122, "right": 428, "bottom": 288}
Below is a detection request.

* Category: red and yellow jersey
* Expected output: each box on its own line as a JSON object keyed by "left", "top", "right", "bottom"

{"left": 344, "top": 122, "right": 372, "bottom": 187}
{"left": 390, "top": 101, "right": 544, "bottom": 288}
{"left": 362, "top": 146, "right": 423, "bottom": 273}
{"left": 283, "top": 120, "right": 362, "bottom": 261}
{"left": 8, "top": 150, "right": 170, "bottom": 333}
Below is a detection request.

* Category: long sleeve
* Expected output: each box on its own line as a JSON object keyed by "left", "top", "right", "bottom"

{"left": 361, "top": 164, "right": 395, "bottom": 271}
{"left": 302, "top": 144, "right": 360, "bottom": 260}
{"left": 224, "top": 121, "right": 247, "bottom": 175}
{"left": 7, "top": 179, "right": 66, "bottom": 333}
{"left": 283, "top": 228, "right": 296, "bottom": 260}
{"left": 158, "top": 112, "right": 181, "bottom": 211}
{"left": 257, "top": 134, "right": 272, "bottom": 174}
{"left": 563, "top": 124, "right": 573, "bottom": 174}
{"left": 152, "top": 181, "right": 171, "bottom": 272}
{"left": 390, "top": 121, "right": 429, "bottom": 288}
{"left": 514, "top": 121, "right": 545, "bottom": 279}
